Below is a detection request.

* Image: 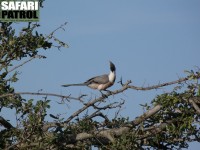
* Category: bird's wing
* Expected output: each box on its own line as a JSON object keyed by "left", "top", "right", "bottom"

{"left": 85, "top": 74, "right": 109, "bottom": 84}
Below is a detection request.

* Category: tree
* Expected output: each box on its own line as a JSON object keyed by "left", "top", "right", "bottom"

{"left": 0, "top": 8, "right": 200, "bottom": 150}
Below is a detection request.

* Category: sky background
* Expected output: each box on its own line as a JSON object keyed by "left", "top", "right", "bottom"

{"left": 5, "top": 0, "right": 200, "bottom": 149}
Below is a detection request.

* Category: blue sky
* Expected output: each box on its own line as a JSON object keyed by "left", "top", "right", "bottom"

{"left": 8, "top": 0, "right": 200, "bottom": 149}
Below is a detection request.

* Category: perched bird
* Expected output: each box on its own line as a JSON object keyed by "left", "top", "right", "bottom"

{"left": 62, "top": 61, "right": 116, "bottom": 92}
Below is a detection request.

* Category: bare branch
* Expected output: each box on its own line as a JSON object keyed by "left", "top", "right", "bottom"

{"left": 132, "top": 104, "right": 162, "bottom": 126}
{"left": 46, "top": 22, "right": 68, "bottom": 40}
{"left": 128, "top": 73, "right": 200, "bottom": 91}
{"left": 0, "top": 116, "right": 13, "bottom": 129}
{"left": 0, "top": 92, "right": 83, "bottom": 102}
{"left": 65, "top": 97, "right": 104, "bottom": 123}
{"left": 8, "top": 55, "right": 45, "bottom": 73}
{"left": 86, "top": 112, "right": 109, "bottom": 122}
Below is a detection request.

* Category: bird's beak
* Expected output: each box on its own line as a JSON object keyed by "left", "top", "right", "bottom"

{"left": 109, "top": 61, "right": 116, "bottom": 71}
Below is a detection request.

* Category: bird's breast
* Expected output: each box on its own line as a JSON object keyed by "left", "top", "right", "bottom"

{"left": 108, "top": 71, "right": 116, "bottom": 83}
{"left": 97, "top": 82, "right": 113, "bottom": 90}
{"left": 88, "top": 83, "right": 99, "bottom": 89}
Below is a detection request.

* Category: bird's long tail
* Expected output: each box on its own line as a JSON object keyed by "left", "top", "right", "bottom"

{"left": 62, "top": 83, "right": 87, "bottom": 87}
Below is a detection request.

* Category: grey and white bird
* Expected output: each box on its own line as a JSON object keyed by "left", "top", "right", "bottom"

{"left": 62, "top": 61, "right": 116, "bottom": 91}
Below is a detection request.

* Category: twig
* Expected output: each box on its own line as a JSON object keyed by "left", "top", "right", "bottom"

{"left": 65, "top": 96, "right": 106, "bottom": 123}
{"left": 46, "top": 22, "right": 67, "bottom": 40}
{"left": 0, "top": 92, "right": 83, "bottom": 102}
{"left": 128, "top": 74, "right": 200, "bottom": 91}
{"left": 7, "top": 55, "right": 45, "bottom": 73}
{"left": 88, "top": 112, "right": 109, "bottom": 122}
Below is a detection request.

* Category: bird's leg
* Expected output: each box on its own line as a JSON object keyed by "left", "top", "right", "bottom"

{"left": 104, "top": 89, "right": 114, "bottom": 95}
{"left": 100, "top": 90, "right": 108, "bottom": 98}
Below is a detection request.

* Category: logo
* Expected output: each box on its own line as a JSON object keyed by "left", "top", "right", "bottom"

{"left": 0, "top": 0, "right": 39, "bottom": 22}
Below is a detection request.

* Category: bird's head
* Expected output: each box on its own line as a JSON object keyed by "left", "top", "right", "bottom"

{"left": 109, "top": 61, "right": 116, "bottom": 72}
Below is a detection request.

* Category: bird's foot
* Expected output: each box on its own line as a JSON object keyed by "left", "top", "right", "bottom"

{"left": 100, "top": 91, "right": 108, "bottom": 98}
{"left": 104, "top": 90, "right": 114, "bottom": 95}
{"left": 102, "top": 93, "right": 108, "bottom": 98}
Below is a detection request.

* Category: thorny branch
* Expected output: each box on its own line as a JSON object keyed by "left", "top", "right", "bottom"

{"left": 127, "top": 73, "right": 200, "bottom": 90}
{"left": 0, "top": 92, "right": 83, "bottom": 102}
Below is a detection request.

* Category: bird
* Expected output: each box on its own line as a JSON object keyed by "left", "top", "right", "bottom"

{"left": 62, "top": 61, "right": 116, "bottom": 92}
